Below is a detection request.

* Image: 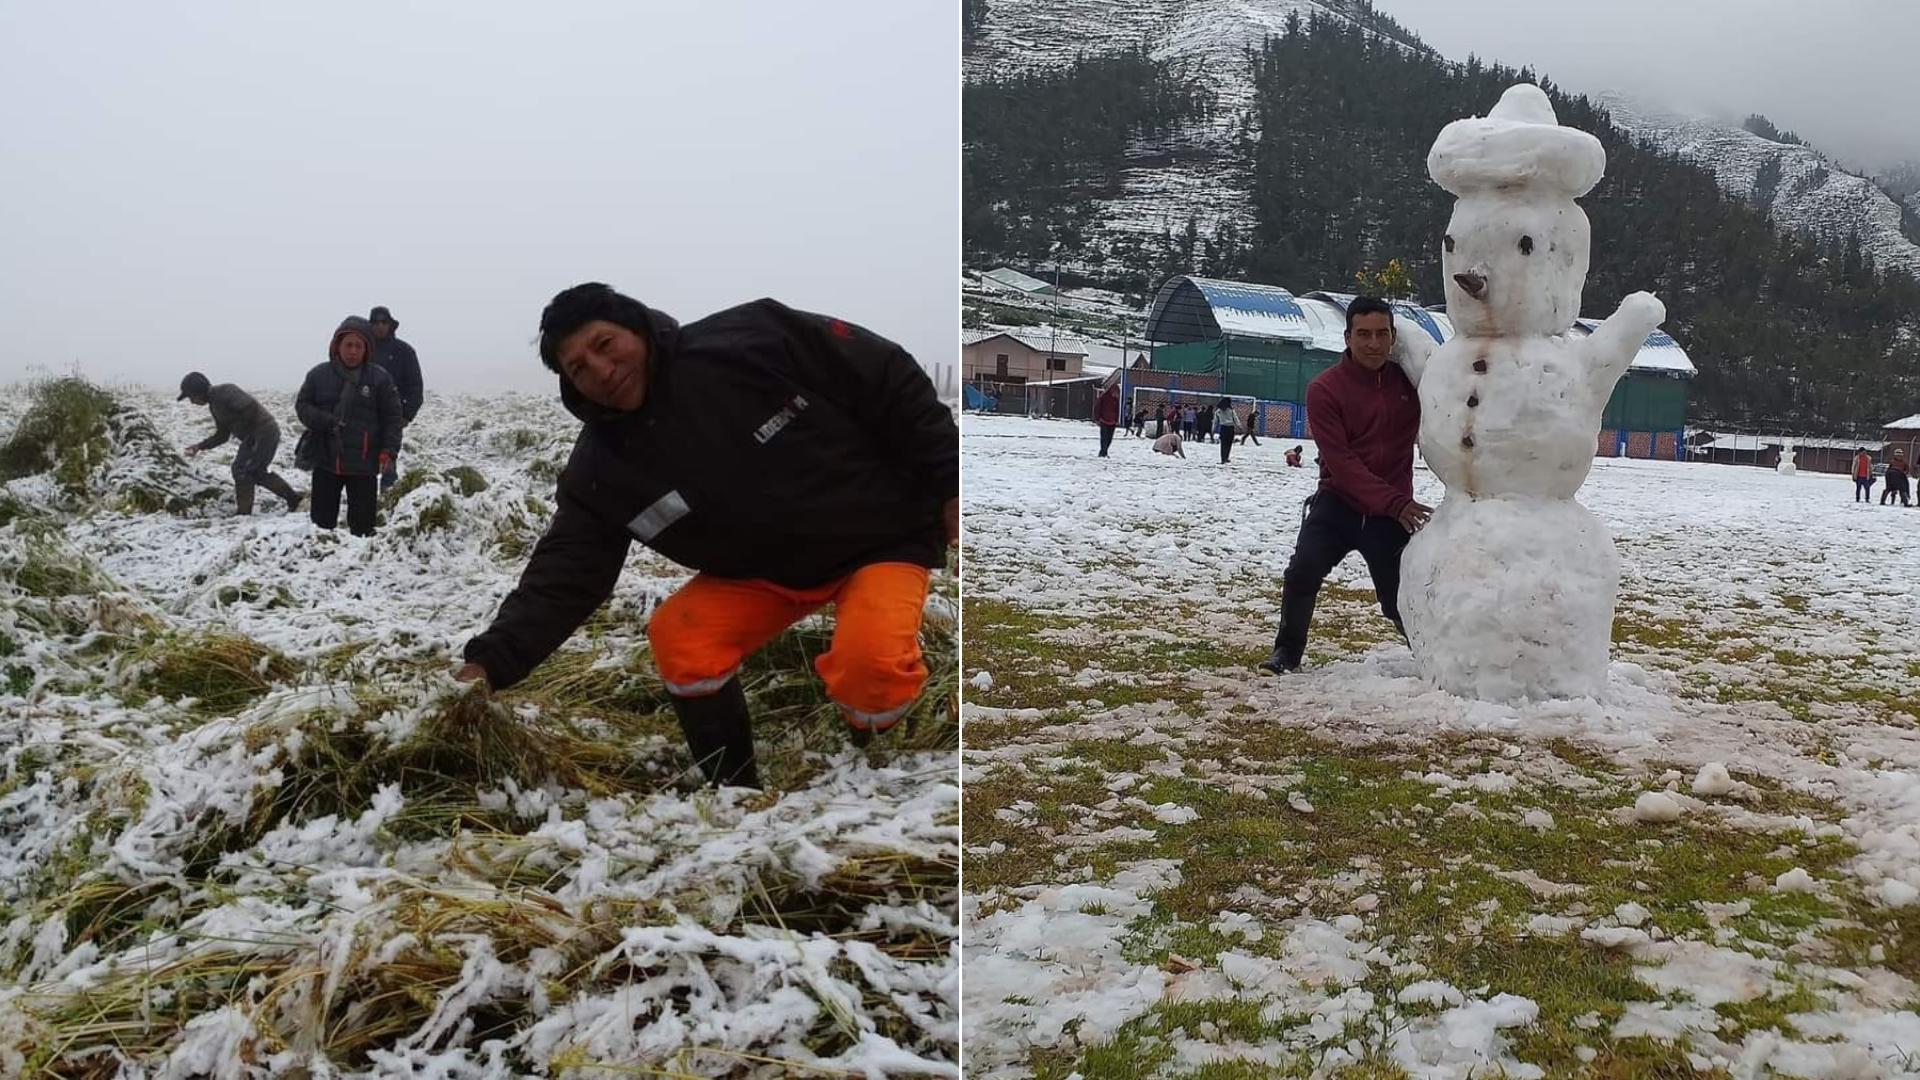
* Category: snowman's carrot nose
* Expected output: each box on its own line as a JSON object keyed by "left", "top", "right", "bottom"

{"left": 1454, "top": 271, "right": 1487, "bottom": 298}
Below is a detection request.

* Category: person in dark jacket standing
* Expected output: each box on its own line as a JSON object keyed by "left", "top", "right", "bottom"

{"left": 295, "top": 316, "right": 403, "bottom": 536}
{"left": 179, "top": 373, "right": 303, "bottom": 515}
{"left": 368, "top": 305, "right": 423, "bottom": 492}
{"left": 1883, "top": 448, "right": 1913, "bottom": 507}
{"left": 1093, "top": 382, "right": 1121, "bottom": 456}
{"left": 1260, "top": 297, "right": 1430, "bottom": 674}
{"left": 454, "top": 283, "right": 959, "bottom": 790}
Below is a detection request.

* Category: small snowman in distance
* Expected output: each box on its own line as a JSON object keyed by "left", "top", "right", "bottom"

{"left": 1777, "top": 442, "right": 1797, "bottom": 476}
{"left": 1388, "top": 84, "right": 1667, "bottom": 703}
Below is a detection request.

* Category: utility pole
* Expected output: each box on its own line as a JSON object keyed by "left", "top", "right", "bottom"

{"left": 1045, "top": 249, "right": 1061, "bottom": 417}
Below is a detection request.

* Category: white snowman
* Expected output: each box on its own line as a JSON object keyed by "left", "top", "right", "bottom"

{"left": 1777, "top": 443, "right": 1797, "bottom": 476}
{"left": 1389, "top": 84, "right": 1666, "bottom": 703}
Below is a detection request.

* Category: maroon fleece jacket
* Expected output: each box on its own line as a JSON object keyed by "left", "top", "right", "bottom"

{"left": 1305, "top": 352, "right": 1420, "bottom": 517}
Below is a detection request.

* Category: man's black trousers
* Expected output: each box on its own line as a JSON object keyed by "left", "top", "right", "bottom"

{"left": 1271, "top": 493, "right": 1410, "bottom": 666}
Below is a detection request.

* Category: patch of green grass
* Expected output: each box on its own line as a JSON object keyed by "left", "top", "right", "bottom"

{"left": 0, "top": 376, "right": 115, "bottom": 492}
{"left": 991, "top": 721, "right": 1858, "bottom": 1073}
{"left": 963, "top": 596, "right": 1245, "bottom": 710}
{"left": 13, "top": 536, "right": 108, "bottom": 597}
{"left": 1063, "top": 737, "right": 1171, "bottom": 776}
{"left": 213, "top": 580, "right": 297, "bottom": 609}
{"left": 256, "top": 687, "right": 667, "bottom": 845}
{"left": 401, "top": 493, "right": 456, "bottom": 536}
{"left": 379, "top": 467, "right": 433, "bottom": 506}
{"left": 0, "top": 490, "right": 27, "bottom": 527}
{"left": 442, "top": 465, "right": 488, "bottom": 496}
{"left": 497, "top": 427, "right": 543, "bottom": 453}
{"left": 526, "top": 454, "right": 563, "bottom": 483}
{"left": 1612, "top": 609, "right": 1694, "bottom": 649}
{"left": 963, "top": 765, "right": 1086, "bottom": 896}
{"left": 1324, "top": 1064, "right": 1412, "bottom": 1080}
{"left": 130, "top": 630, "right": 299, "bottom": 716}
{"left": 1713, "top": 983, "right": 1823, "bottom": 1039}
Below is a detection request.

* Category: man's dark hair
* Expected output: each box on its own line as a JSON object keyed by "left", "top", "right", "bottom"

{"left": 1346, "top": 295, "right": 1396, "bottom": 331}
{"left": 538, "top": 283, "right": 650, "bottom": 372}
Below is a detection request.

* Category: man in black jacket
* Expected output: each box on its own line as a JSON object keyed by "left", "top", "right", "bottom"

{"left": 295, "top": 317, "right": 404, "bottom": 536}
{"left": 179, "top": 372, "right": 303, "bottom": 514}
{"left": 455, "top": 283, "right": 958, "bottom": 790}
{"left": 369, "top": 305, "right": 423, "bottom": 492}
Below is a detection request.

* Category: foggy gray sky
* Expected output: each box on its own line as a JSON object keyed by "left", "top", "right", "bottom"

{"left": 1382, "top": 0, "right": 1920, "bottom": 173}
{"left": 0, "top": 1, "right": 957, "bottom": 395}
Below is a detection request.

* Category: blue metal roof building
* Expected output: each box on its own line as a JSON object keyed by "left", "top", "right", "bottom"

{"left": 1131, "top": 274, "right": 1696, "bottom": 457}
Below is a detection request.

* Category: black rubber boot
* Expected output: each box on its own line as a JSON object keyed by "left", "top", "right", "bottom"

{"left": 1257, "top": 650, "right": 1300, "bottom": 676}
{"left": 234, "top": 481, "right": 255, "bottom": 516}
{"left": 261, "top": 473, "right": 301, "bottom": 512}
{"left": 669, "top": 678, "right": 761, "bottom": 789}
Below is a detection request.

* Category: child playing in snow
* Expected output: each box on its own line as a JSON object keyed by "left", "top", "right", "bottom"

{"left": 1152, "top": 431, "right": 1185, "bottom": 458}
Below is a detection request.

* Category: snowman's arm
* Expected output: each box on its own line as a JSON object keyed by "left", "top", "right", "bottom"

{"left": 1390, "top": 314, "right": 1437, "bottom": 387}
{"left": 1584, "top": 291, "right": 1666, "bottom": 395}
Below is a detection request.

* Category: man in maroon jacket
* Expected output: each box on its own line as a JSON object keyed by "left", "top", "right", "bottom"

{"left": 1260, "top": 297, "right": 1433, "bottom": 674}
{"left": 1093, "top": 381, "right": 1121, "bottom": 456}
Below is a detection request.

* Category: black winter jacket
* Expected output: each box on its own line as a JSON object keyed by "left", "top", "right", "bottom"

{"left": 464, "top": 299, "right": 958, "bottom": 689}
{"left": 373, "top": 336, "right": 424, "bottom": 422}
{"left": 296, "top": 318, "right": 404, "bottom": 476}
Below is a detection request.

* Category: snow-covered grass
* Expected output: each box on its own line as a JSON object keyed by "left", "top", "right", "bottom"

{"left": 961, "top": 414, "right": 1920, "bottom": 1079}
{"left": 0, "top": 376, "right": 959, "bottom": 1077}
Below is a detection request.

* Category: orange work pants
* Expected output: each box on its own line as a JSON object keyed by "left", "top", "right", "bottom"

{"left": 646, "top": 562, "right": 931, "bottom": 730}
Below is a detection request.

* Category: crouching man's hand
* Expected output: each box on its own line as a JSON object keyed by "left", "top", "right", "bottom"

{"left": 454, "top": 662, "right": 489, "bottom": 686}
{"left": 1397, "top": 500, "right": 1434, "bottom": 534}
{"left": 943, "top": 496, "right": 959, "bottom": 547}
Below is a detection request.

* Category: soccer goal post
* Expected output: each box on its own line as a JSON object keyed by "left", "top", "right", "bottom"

{"left": 1129, "top": 386, "right": 1296, "bottom": 437}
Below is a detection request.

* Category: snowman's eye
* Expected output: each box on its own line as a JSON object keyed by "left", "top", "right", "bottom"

{"left": 1444, "top": 234, "right": 1455, "bottom": 253}
{"left": 1519, "top": 235, "right": 1534, "bottom": 255}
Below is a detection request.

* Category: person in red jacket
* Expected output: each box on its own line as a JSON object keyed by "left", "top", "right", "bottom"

{"left": 1260, "top": 297, "right": 1432, "bottom": 674}
{"left": 1093, "top": 381, "right": 1121, "bottom": 456}
{"left": 1855, "top": 448, "right": 1878, "bottom": 503}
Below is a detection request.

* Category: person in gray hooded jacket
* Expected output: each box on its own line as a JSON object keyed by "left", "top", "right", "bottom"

{"left": 179, "top": 373, "right": 303, "bottom": 515}
{"left": 294, "top": 316, "right": 403, "bottom": 536}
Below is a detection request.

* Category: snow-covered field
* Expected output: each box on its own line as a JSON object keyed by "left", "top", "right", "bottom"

{"left": 0, "top": 379, "right": 958, "bottom": 1077}
{"left": 961, "top": 414, "right": 1920, "bottom": 1079}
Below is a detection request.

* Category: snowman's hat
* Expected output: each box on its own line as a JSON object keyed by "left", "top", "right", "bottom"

{"left": 1428, "top": 83, "right": 1605, "bottom": 199}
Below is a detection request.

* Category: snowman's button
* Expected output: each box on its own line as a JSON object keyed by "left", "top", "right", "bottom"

{"left": 1468, "top": 394, "right": 1480, "bottom": 407}
{"left": 1461, "top": 435, "right": 1475, "bottom": 448}
{"left": 1473, "top": 359, "right": 1489, "bottom": 373}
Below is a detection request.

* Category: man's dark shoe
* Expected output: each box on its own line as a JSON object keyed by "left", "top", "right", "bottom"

{"left": 1257, "top": 652, "right": 1301, "bottom": 676}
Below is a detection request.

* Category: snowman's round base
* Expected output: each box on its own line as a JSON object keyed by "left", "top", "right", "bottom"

{"left": 1400, "top": 495, "right": 1619, "bottom": 703}
{"left": 1777, "top": 463, "right": 1797, "bottom": 476}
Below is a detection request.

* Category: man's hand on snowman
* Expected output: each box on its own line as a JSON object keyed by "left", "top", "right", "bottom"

{"left": 1397, "top": 500, "right": 1434, "bottom": 534}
